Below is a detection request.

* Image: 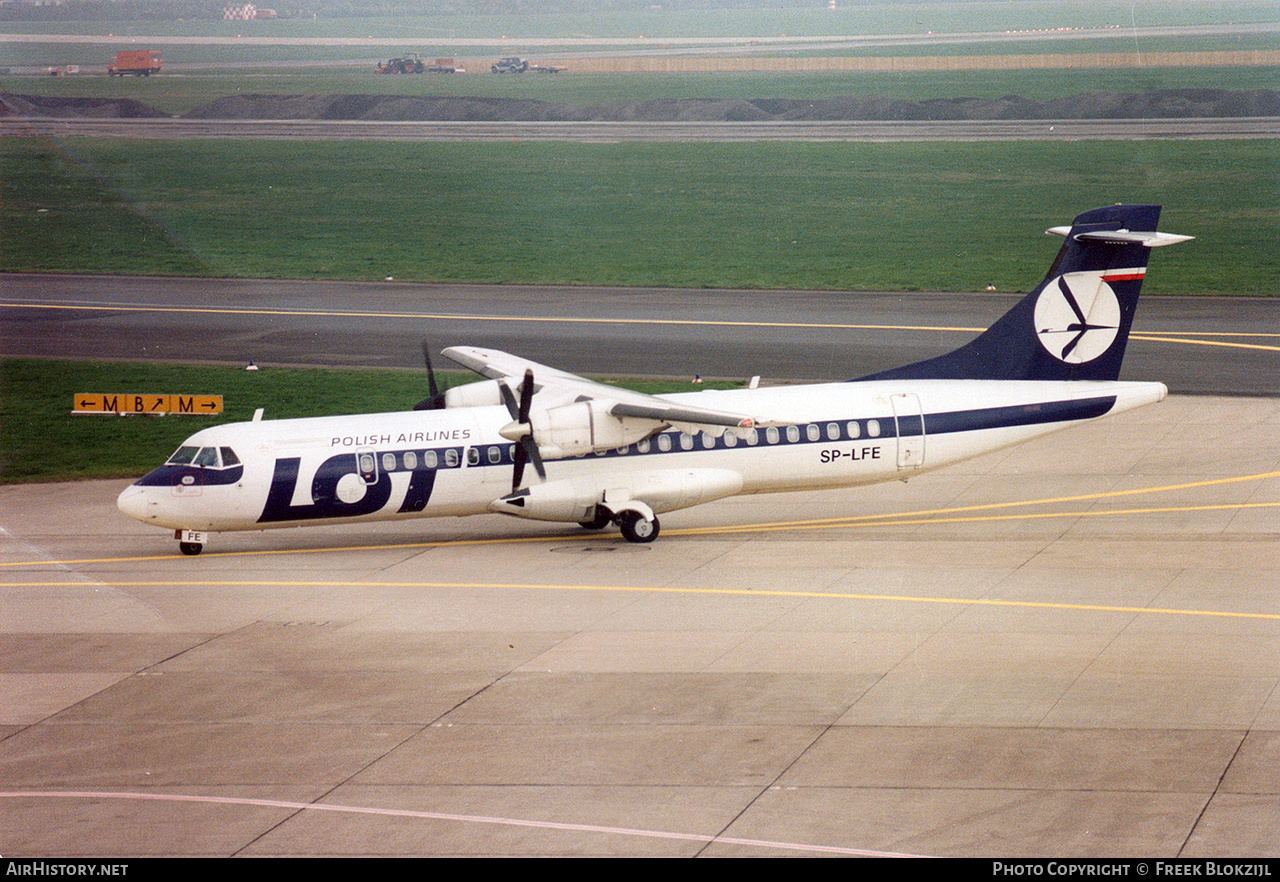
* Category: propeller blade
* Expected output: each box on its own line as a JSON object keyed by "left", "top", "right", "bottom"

{"left": 511, "top": 441, "right": 527, "bottom": 491}
{"left": 424, "top": 341, "right": 440, "bottom": 398}
{"left": 518, "top": 369, "right": 535, "bottom": 424}
{"left": 413, "top": 340, "right": 448, "bottom": 411}
{"left": 497, "top": 381, "right": 520, "bottom": 420}
{"left": 524, "top": 436, "right": 546, "bottom": 480}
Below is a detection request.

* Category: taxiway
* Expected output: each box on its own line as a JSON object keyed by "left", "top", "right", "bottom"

{"left": 2, "top": 273, "right": 1277, "bottom": 395}
{"left": 1, "top": 393, "right": 1278, "bottom": 856}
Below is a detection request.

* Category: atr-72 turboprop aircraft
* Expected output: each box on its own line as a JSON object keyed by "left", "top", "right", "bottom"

{"left": 118, "top": 204, "right": 1190, "bottom": 555}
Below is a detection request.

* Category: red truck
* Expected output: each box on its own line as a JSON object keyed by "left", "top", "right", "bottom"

{"left": 108, "top": 50, "right": 162, "bottom": 77}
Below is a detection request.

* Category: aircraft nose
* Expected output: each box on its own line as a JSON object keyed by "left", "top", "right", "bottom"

{"left": 117, "top": 484, "right": 154, "bottom": 522}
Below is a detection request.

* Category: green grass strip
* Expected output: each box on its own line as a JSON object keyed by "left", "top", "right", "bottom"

{"left": 5, "top": 137, "right": 1276, "bottom": 295}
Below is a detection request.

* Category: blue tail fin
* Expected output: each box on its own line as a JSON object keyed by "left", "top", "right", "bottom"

{"left": 858, "top": 204, "right": 1190, "bottom": 383}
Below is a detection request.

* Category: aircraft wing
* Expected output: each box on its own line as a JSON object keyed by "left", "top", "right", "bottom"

{"left": 441, "top": 345, "right": 766, "bottom": 433}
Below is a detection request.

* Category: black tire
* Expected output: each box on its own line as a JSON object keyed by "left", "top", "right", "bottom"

{"left": 618, "top": 511, "right": 659, "bottom": 544}
{"left": 178, "top": 541, "right": 203, "bottom": 556}
{"left": 579, "top": 507, "right": 612, "bottom": 531}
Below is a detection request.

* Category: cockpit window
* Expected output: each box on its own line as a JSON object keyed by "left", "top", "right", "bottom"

{"left": 193, "top": 447, "right": 220, "bottom": 468}
{"left": 165, "top": 445, "right": 238, "bottom": 469}
{"left": 167, "top": 446, "right": 199, "bottom": 465}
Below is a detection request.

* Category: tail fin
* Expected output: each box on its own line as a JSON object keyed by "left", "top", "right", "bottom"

{"left": 858, "top": 204, "right": 1191, "bottom": 383}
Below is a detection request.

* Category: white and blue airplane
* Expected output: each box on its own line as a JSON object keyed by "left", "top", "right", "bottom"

{"left": 118, "top": 204, "right": 1190, "bottom": 555}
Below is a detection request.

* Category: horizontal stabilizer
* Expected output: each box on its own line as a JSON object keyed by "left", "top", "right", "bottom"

{"left": 1047, "top": 227, "right": 1194, "bottom": 248}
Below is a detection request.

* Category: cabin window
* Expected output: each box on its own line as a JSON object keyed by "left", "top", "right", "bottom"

{"left": 382, "top": 452, "right": 397, "bottom": 471}
{"left": 444, "top": 449, "right": 459, "bottom": 468}
{"left": 357, "top": 452, "right": 377, "bottom": 483}
{"left": 488, "top": 446, "right": 502, "bottom": 464}
{"left": 220, "top": 447, "right": 241, "bottom": 466}
{"left": 826, "top": 423, "right": 840, "bottom": 440}
{"left": 701, "top": 432, "right": 715, "bottom": 449}
{"left": 637, "top": 439, "right": 651, "bottom": 454}
{"left": 867, "top": 420, "right": 881, "bottom": 438}
{"left": 745, "top": 429, "right": 759, "bottom": 446}
{"left": 194, "top": 447, "right": 220, "bottom": 468}
{"left": 806, "top": 424, "right": 820, "bottom": 442}
{"left": 724, "top": 433, "right": 738, "bottom": 448}
{"left": 765, "top": 427, "right": 779, "bottom": 445}
{"left": 424, "top": 451, "right": 438, "bottom": 469}
{"left": 847, "top": 421, "right": 860, "bottom": 439}
{"left": 658, "top": 434, "right": 672, "bottom": 452}
{"left": 403, "top": 451, "right": 418, "bottom": 470}
{"left": 467, "top": 447, "right": 480, "bottom": 466}
{"left": 786, "top": 425, "right": 800, "bottom": 443}
{"left": 679, "top": 433, "right": 693, "bottom": 450}
{"left": 167, "top": 446, "right": 199, "bottom": 465}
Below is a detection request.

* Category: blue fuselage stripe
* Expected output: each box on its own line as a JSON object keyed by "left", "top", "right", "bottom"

{"left": 923, "top": 396, "right": 1116, "bottom": 438}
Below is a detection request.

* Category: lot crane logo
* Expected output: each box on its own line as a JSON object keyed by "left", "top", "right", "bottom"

{"left": 1034, "top": 272, "right": 1121, "bottom": 363}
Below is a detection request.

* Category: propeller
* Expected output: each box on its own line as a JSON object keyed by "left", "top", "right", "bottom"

{"left": 498, "top": 368, "right": 546, "bottom": 491}
{"left": 413, "top": 340, "right": 448, "bottom": 411}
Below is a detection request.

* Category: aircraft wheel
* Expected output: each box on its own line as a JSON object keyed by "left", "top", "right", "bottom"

{"left": 579, "top": 507, "right": 613, "bottom": 530}
{"left": 618, "top": 511, "right": 659, "bottom": 544}
{"left": 178, "top": 541, "right": 203, "bottom": 556}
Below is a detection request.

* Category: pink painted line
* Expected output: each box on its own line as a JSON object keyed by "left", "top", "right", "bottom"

{"left": 0, "top": 789, "right": 927, "bottom": 857}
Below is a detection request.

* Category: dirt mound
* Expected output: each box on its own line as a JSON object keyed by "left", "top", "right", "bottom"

{"left": 182, "top": 94, "right": 349, "bottom": 120}
{"left": 183, "top": 89, "right": 1280, "bottom": 122}
{"left": 7, "top": 89, "right": 1277, "bottom": 123}
{"left": 0, "top": 93, "right": 168, "bottom": 118}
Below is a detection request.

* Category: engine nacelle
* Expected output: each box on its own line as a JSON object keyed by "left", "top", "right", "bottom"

{"left": 530, "top": 400, "right": 654, "bottom": 459}
{"left": 489, "top": 468, "right": 744, "bottom": 523}
{"left": 443, "top": 380, "right": 505, "bottom": 408}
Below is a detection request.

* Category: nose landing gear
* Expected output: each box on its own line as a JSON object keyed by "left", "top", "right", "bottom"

{"left": 176, "top": 529, "right": 207, "bottom": 556}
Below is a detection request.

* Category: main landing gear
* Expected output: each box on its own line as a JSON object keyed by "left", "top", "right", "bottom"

{"left": 618, "top": 510, "right": 660, "bottom": 543}
{"left": 578, "top": 505, "right": 661, "bottom": 544}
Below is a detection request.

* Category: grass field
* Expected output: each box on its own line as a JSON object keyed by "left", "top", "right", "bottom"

{"left": 4, "top": 136, "right": 1276, "bottom": 295}
{"left": 6, "top": 65, "right": 1280, "bottom": 117}
{"left": 0, "top": 358, "right": 737, "bottom": 483}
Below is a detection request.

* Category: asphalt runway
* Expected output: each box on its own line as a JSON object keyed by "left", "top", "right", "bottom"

{"left": 7, "top": 20, "right": 1276, "bottom": 51}
{"left": 2, "top": 273, "right": 1277, "bottom": 395}
{"left": 5, "top": 117, "right": 1280, "bottom": 143}
{"left": 2, "top": 393, "right": 1278, "bottom": 857}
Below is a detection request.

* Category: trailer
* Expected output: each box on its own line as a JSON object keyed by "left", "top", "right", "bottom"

{"left": 426, "top": 57, "right": 464, "bottom": 73}
{"left": 108, "top": 50, "right": 162, "bottom": 77}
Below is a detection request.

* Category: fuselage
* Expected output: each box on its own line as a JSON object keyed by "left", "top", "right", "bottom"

{"left": 117, "top": 378, "right": 1167, "bottom": 535}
